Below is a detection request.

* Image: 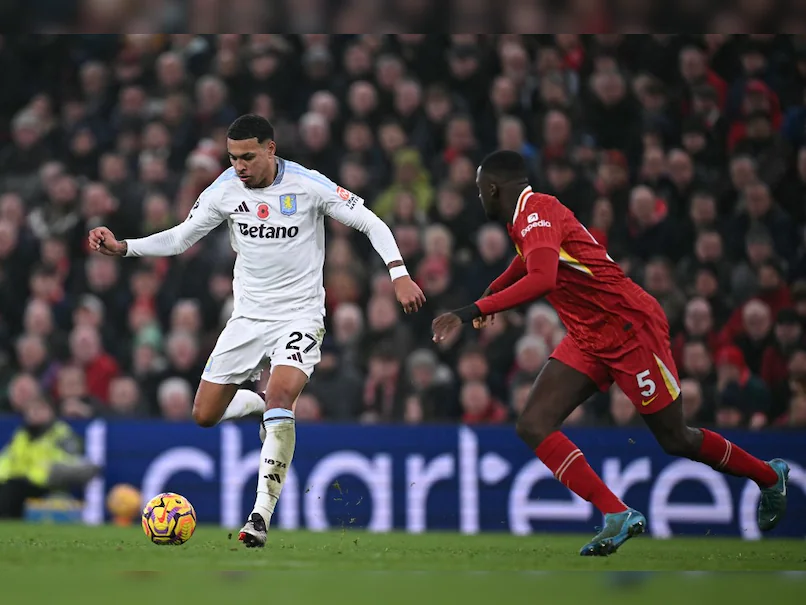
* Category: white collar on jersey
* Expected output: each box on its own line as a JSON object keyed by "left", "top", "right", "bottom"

{"left": 511, "top": 186, "right": 533, "bottom": 223}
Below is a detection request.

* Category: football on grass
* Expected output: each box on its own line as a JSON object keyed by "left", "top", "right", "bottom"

{"left": 141, "top": 492, "right": 197, "bottom": 545}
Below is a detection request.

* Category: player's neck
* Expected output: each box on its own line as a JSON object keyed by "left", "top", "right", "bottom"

{"left": 250, "top": 158, "right": 278, "bottom": 189}
{"left": 500, "top": 187, "right": 525, "bottom": 223}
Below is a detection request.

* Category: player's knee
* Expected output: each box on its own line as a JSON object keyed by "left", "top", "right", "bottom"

{"left": 192, "top": 395, "right": 219, "bottom": 428}
{"left": 265, "top": 389, "right": 295, "bottom": 411}
{"left": 657, "top": 427, "right": 700, "bottom": 458}
{"left": 515, "top": 415, "right": 551, "bottom": 448}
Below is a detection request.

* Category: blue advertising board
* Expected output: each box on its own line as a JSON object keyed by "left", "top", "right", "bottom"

{"left": 0, "top": 418, "right": 803, "bottom": 539}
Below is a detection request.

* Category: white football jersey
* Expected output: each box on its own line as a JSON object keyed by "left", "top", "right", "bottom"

{"left": 125, "top": 158, "right": 403, "bottom": 321}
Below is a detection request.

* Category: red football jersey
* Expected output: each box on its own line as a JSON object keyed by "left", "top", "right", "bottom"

{"left": 508, "top": 187, "right": 662, "bottom": 351}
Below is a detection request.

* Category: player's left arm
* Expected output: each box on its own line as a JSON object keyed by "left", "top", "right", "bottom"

{"left": 316, "top": 180, "right": 426, "bottom": 314}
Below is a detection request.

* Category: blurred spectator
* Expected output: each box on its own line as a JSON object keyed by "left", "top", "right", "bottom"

{"left": 714, "top": 345, "right": 770, "bottom": 429}
{"left": 609, "top": 385, "right": 641, "bottom": 427}
{"left": 294, "top": 393, "right": 323, "bottom": 422}
{"left": 307, "top": 338, "right": 364, "bottom": 420}
{"left": 460, "top": 380, "right": 507, "bottom": 424}
{"left": 157, "top": 377, "right": 193, "bottom": 421}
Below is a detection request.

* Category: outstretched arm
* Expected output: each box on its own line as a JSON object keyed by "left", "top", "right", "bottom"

{"left": 89, "top": 191, "right": 225, "bottom": 258}
{"left": 432, "top": 248, "right": 558, "bottom": 342}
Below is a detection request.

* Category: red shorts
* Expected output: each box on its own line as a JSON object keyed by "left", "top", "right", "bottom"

{"left": 550, "top": 316, "right": 681, "bottom": 414}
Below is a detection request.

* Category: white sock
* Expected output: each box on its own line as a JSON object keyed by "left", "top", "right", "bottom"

{"left": 219, "top": 389, "right": 265, "bottom": 423}
{"left": 253, "top": 408, "right": 295, "bottom": 524}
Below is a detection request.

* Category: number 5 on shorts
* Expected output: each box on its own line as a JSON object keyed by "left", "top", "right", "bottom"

{"left": 636, "top": 369, "right": 656, "bottom": 398}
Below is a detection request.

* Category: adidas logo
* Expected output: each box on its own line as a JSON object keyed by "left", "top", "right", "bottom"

{"left": 233, "top": 201, "right": 250, "bottom": 213}
{"left": 287, "top": 352, "right": 302, "bottom": 363}
{"left": 265, "top": 473, "right": 282, "bottom": 484}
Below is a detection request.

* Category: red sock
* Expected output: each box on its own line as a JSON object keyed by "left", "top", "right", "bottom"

{"left": 696, "top": 429, "right": 777, "bottom": 487}
{"left": 535, "top": 431, "right": 627, "bottom": 515}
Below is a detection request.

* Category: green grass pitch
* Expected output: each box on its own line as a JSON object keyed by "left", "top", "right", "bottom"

{"left": 0, "top": 523, "right": 803, "bottom": 605}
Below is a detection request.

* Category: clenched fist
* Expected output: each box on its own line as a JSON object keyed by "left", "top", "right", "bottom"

{"left": 88, "top": 226, "right": 127, "bottom": 256}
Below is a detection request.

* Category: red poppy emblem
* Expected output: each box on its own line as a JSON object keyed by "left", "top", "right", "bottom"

{"left": 336, "top": 186, "right": 351, "bottom": 201}
{"left": 257, "top": 203, "right": 270, "bottom": 220}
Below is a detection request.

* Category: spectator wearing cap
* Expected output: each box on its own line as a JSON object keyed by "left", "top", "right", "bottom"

{"left": 306, "top": 337, "right": 364, "bottom": 421}
{"left": 715, "top": 345, "right": 771, "bottom": 430}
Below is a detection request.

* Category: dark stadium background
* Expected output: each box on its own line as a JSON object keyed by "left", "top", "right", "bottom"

{"left": 2, "top": 35, "right": 806, "bottom": 432}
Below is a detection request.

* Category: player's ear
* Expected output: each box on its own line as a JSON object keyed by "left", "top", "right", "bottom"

{"left": 266, "top": 140, "right": 277, "bottom": 156}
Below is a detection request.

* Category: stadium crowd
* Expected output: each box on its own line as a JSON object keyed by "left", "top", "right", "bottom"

{"left": 1, "top": 34, "right": 806, "bottom": 431}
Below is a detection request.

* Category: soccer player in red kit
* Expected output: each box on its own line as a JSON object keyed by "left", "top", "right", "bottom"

{"left": 432, "top": 150, "right": 789, "bottom": 556}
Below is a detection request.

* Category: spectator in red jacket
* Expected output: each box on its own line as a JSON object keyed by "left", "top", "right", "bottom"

{"left": 68, "top": 325, "right": 119, "bottom": 404}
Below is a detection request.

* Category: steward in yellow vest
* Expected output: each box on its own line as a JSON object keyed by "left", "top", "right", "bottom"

{"left": 0, "top": 398, "right": 98, "bottom": 518}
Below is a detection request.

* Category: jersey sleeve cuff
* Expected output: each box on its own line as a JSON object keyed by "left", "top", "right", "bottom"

{"left": 454, "top": 303, "right": 482, "bottom": 323}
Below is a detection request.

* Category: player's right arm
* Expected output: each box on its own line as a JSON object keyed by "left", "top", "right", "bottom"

{"left": 473, "top": 255, "right": 529, "bottom": 328}
{"left": 88, "top": 189, "right": 225, "bottom": 258}
{"left": 433, "top": 195, "right": 567, "bottom": 342}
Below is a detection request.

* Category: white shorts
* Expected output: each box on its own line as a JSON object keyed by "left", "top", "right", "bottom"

{"left": 202, "top": 315, "right": 325, "bottom": 385}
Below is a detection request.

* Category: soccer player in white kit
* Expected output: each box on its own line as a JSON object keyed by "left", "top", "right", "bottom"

{"left": 88, "top": 114, "right": 425, "bottom": 547}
